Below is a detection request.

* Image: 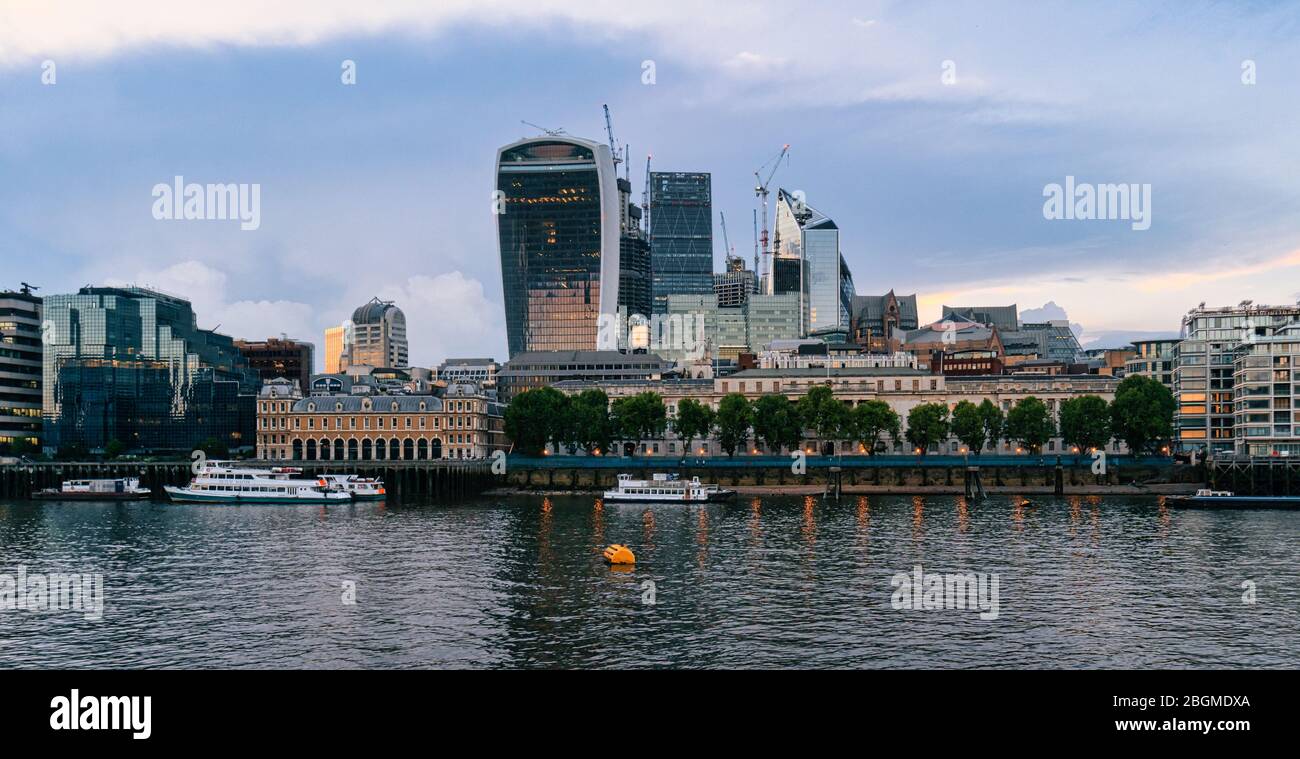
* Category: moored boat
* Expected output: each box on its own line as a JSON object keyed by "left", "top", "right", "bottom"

{"left": 32, "top": 478, "right": 152, "bottom": 501}
{"left": 603, "top": 473, "right": 735, "bottom": 503}
{"left": 320, "top": 474, "right": 387, "bottom": 500}
{"left": 1165, "top": 488, "right": 1300, "bottom": 510}
{"left": 164, "top": 462, "right": 351, "bottom": 504}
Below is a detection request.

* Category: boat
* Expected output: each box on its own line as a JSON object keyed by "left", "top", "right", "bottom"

{"left": 602, "top": 473, "right": 735, "bottom": 503}
{"left": 320, "top": 474, "right": 387, "bottom": 500}
{"left": 164, "top": 462, "right": 351, "bottom": 504}
{"left": 1165, "top": 488, "right": 1300, "bottom": 510}
{"left": 32, "top": 478, "right": 152, "bottom": 501}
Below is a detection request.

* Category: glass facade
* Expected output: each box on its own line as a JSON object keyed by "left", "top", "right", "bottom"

{"left": 649, "top": 172, "right": 713, "bottom": 314}
{"left": 41, "top": 287, "right": 259, "bottom": 453}
{"left": 497, "top": 138, "right": 620, "bottom": 357}
{"left": 773, "top": 189, "right": 855, "bottom": 338}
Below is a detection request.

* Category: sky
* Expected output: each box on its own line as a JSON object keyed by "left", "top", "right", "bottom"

{"left": 3, "top": 0, "right": 1300, "bottom": 367}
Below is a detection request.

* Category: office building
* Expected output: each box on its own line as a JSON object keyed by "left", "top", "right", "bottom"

{"left": 345, "top": 297, "right": 408, "bottom": 369}
{"left": 324, "top": 325, "right": 345, "bottom": 374}
{"left": 772, "top": 189, "right": 855, "bottom": 338}
{"left": 235, "top": 337, "right": 314, "bottom": 393}
{"left": 1125, "top": 338, "right": 1178, "bottom": 388}
{"left": 714, "top": 257, "right": 759, "bottom": 308}
{"left": 496, "top": 135, "right": 621, "bottom": 357}
{"left": 41, "top": 286, "right": 259, "bottom": 453}
{"left": 0, "top": 286, "right": 43, "bottom": 451}
{"left": 437, "top": 357, "right": 500, "bottom": 387}
{"left": 497, "top": 350, "right": 674, "bottom": 400}
{"left": 649, "top": 172, "right": 713, "bottom": 314}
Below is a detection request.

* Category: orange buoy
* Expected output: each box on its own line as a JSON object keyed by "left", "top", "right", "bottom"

{"left": 603, "top": 544, "right": 636, "bottom": 565}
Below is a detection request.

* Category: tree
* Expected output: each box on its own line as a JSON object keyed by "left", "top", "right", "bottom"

{"left": 672, "top": 397, "right": 715, "bottom": 455}
{"left": 504, "top": 386, "right": 568, "bottom": 456}
{"left": 104, "top": 439, "right": 127, "bottom": 460}
{"left": 1109, "top": 375, "right": 1175, "bottom": 455}
{"left": 1059, "top": 395, "right": 1112, "bottom": 457}
{"left": 905, "top": 403, "right": 950, "bottom": 455}
{"left": 850, "top": 399, "right": 900, "bottom": 455}
{"left": 950, "top": 400, "right": 988, "bottom": 455}
{"left": 611, "top": 392, "right": 668, "bottom": 454}
{"left": 752, "top": 394, "right": 802, "bottom": 454}
{"left": 714, "top": 393, "right": 753, "bottom": 457}
{"left": 796, "top": 385, "right": 853, "bottom": 453}
{"left": 978, "top": 399, "right": 1004, "bottom": 455}
{"left": 571, "top": 389, "right": 614, "bottom": 455}
{"left": 1005, "top": 396, "right": 1055, "bottom": 454}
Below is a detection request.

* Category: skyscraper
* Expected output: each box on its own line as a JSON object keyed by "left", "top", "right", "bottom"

{"left": 772, "top": 189, "right": 855, "bottom": 339}
{"left": 649, "top": 172, "right": 713, "bottom": 314}
{"left": 496, "top": 135, "right": 621, "bottom": 358}
{"left": 41, "top": 286, "right": 259, "bottom": 453}
{"left": 345, "top": 298, "right": 408, "bottom": 369}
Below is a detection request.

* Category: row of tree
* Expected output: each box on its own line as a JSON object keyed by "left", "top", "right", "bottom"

{"left": 503, "top": 375, "right": 1175, "bottom": 457}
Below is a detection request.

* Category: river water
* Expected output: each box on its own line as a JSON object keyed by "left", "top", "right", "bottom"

{"left": 0, "top": 494, "right": 1295, "bottom": 669}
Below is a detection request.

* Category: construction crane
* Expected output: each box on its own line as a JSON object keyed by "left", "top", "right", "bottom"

{"left": 752, "top": 209, "right": 759, "bottom": 274}
{"left": 520, "top": 120, "right": 566, "bottom": 137}
{"left": 754, "top": 144, "right": 789, "bottom": 294}
{"left": 601, "top": 104, "right": 623, "bottom": 168}
{"left": 642, "top": 153, "right": 652, "bottom": 236}
{"left": 720, "top": 211, "right": 735, "bottom": 263}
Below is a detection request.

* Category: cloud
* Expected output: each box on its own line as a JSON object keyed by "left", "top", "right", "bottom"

{"left": 371, "top": 272, "right": 507, "bottom": 367}
{"left": 105, "top": 260, "right": 317, "bottom": 345}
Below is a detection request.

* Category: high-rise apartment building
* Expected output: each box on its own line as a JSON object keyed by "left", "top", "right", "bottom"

{"left": 1174, "top": 301, "right": 1300, "bottom": 455}
{"left": 496, "top": 136, "right": 621, "bottom": 357}
{"left": 649, "top": 172, "right": 713, "bottom": 314}
{"left": 41, "top": 286, "right": 259, "bottom": 453}
{"left": 0, "top": 286, "right": 43, "bottom": 451}
{"left": 1231, "top": 323, "right": 1300, "bottom": 456}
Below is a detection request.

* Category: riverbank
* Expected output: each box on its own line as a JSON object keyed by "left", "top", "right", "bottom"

{"left": 485, "top": 482, "right": 1200, "bottom": 497}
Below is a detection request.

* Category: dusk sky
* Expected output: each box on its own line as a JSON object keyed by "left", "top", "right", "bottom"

{"left": 3, "top": 0, "right": 1300, "bottom": 366}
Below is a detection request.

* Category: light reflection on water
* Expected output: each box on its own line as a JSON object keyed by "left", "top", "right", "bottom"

{"left": 0, "top": 494, "right": 1296, "bottom": 669}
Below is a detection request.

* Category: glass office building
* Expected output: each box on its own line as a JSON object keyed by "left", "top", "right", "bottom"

{"left": 496, "top": 137, "right": 621, "bottom": 358}
{"left": 649, "top": 172, "right": 713, "bottom": 314}
{"left": 41, "top": 286, "right": 259, "bottom": 453}
{"left": 0, "top": 287, "right": 43, "bottom": 450}
{"left": 772, "top": 189, "right": 855, "bottom": 339}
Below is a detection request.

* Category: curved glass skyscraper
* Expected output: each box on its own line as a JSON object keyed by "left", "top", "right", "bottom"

{"left": 496, "top": 136, "right": 620, "bottom": 358}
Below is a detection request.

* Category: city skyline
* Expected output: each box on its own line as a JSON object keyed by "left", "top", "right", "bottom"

{"left": 4, "top": 1, "right": 1300, "bottom": 369}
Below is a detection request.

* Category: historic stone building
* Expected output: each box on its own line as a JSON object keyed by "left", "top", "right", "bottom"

{"left": 255, "top": 378, "right": 505, "bottom": 461}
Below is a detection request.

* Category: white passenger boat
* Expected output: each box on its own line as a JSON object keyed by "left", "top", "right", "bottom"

{"left": 320, "top": 474, "right": 387, "bottom": 500}
{"left": 602, "top": 473, "right": 735, "bottom": 503}
{"left": 164, "top": 462, "right": 351, "bottom": 504}
{"left": 32, "top": 477, "right": 152, "bottom": 501}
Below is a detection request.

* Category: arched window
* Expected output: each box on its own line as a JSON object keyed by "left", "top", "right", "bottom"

{"left": 389, "top": 438, "right": 400, "bottom": 460}
{"left": 430, "top": 438, "right": 443, "bottom": 460}
{"left": 319, "top": 438, "right": 332, "bottom": 460}
{"left": 347, "top": 439, "right": 358, "bottom": 460}
{"left": 292, "top": 440, "right": 303, "bottom": 460}
{"left": 361, "top": 439, "right": 372, "bottom": 460}
{"left": 403, "top": 438, "right": 414, "bottom": 460}
{"left": 374, "top": 438, "right": 386, "bottom": 460}
{"left": 417, "top": 439, "right": 428, "bottom": 460}
{"left": 306, "top": 439, "right": 317, "bottom": 460}
{"left": 334, "top": 439, "right": 345, "bottom": 460}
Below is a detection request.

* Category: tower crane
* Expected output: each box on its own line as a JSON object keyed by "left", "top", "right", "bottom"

{"left": 642, "top": 153, "right": 652, "bottom": 236}
{"left": 520, "top": 120, "right": 566, "bottom": 137}
{"left": 754, "top": 144, "right": 789, "bottom": 294}
{"left": 601, "top": 104, "right": 623, "bottom": 167}
{"left": 720, "top": 211, "right": 735, "bottom": 263}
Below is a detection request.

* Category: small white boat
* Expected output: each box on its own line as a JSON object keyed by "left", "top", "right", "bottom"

{"left": 164, "top": 462, "right": 351, "bottom": 504}
{"left": 602, "top": 473, "right": 735, "bottom": 503}
{"left": 33, "top": 477, "right": 152, "bottom": 501}
{"left": 320, "top": 474, "right": 387, "bottom": 500}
